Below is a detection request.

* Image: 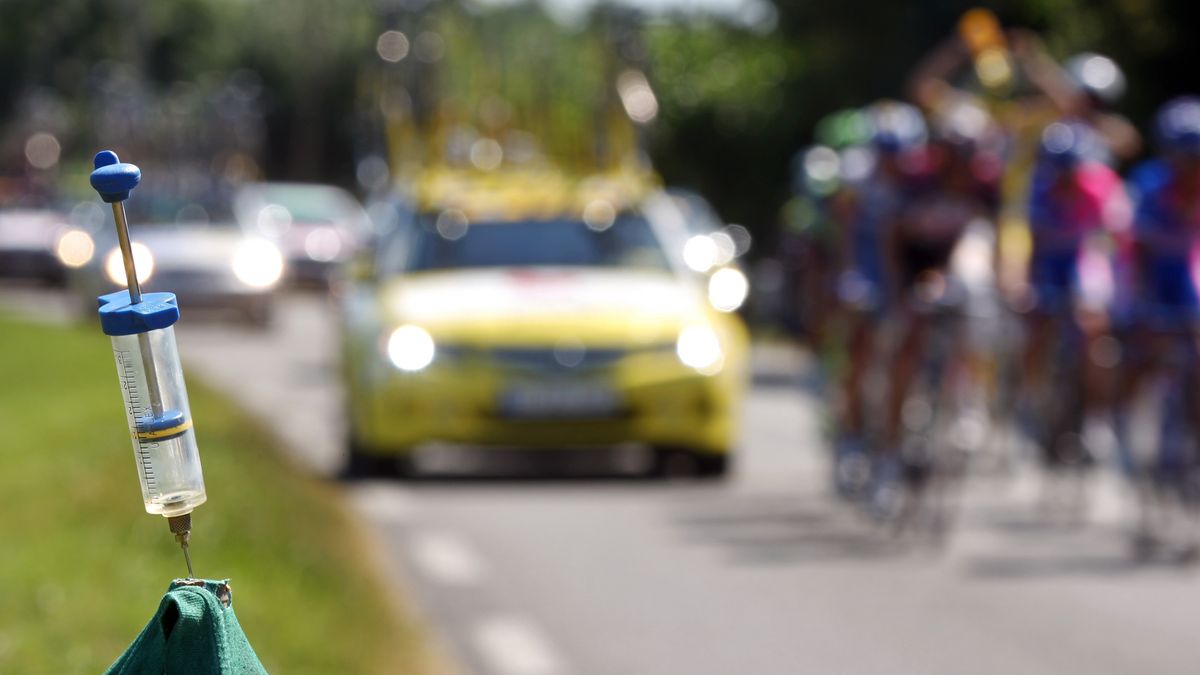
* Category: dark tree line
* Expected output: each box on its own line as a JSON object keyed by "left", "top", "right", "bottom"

{"left": 3, "top": 0, "right": 1200, "bottom": 240}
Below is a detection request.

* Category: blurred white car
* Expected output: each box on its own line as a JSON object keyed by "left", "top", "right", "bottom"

{"left": 0, "top": 208, "right": 71, "bottom": 284}
{"left": 234, "top": 182, "right": 370, "bottom": 286}
{"left": 66, "top": 196, "right": 285, "bottom": 325}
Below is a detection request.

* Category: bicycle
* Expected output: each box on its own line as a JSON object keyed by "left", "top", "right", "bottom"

{"left": 1120, "top": 325, "right": 1200, "bottom": 561}
{"left": 1017, "top": 303, "right": 1096, "bottom": 522}
{"left": 868, "top": 274, "right": 974, "bottom": 542}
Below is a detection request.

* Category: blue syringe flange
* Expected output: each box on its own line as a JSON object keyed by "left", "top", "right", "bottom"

{"left": 98, "top": 290, "right": 180, "bottom": 336}
{"left": 89, "top": 151, "right": 141, "bottom": 203}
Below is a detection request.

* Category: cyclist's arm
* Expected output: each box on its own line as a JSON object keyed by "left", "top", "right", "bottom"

{"left": 1093, "top": 113, "right": 1142, "bottom": 161}
{"left": 907, "top": 36, "right": 968, "bottom": 111}
{"left": 1007, "top": 29, "right": 1075, "bottom": 114}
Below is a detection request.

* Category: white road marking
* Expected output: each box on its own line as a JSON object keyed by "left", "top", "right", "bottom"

{"left": 410, "top": 530, "right": 486, "bottom": 586}
{"left": 473, "top": 615, "right": 564, "bottom": 675}
{"left": 349, "top": 483, "right": 416, "bottom": 524}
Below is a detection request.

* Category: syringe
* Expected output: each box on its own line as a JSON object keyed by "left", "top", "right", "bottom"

{"left": 90, "top": 151, "right": 207, "bottom": 577}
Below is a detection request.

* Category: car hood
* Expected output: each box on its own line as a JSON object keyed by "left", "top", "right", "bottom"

{"left": 0, "top": 210, "right": 65, "bottom": 250}
{"left": 379, "top": 267, "right": 707, "bottom": 346}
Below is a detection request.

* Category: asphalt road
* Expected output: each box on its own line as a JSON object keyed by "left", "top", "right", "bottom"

{"left": 8, "top": 288, "right": 1200, "bottom": 675}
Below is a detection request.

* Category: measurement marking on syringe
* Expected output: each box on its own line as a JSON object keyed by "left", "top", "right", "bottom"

{"left": 116, "top": 349, "right": 159, "bottom": 494}
{"left": 138, "top": 442, "right": 158, "bottom": 486}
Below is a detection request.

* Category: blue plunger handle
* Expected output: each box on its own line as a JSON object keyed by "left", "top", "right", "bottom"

{"left": 89, "top": 150, "right": 141, "bottom": 203}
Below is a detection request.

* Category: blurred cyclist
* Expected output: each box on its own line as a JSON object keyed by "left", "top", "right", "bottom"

{"left": 779, "top": 123, "right": 866, "bottom": 344}
{"left": 833, "top": 100, "right": 928, "bottom": 495}
{"left": 1126, "top": 97, "right": 1200, "bottom": 323}
{"left": 1117, "top": 97, "right": 1200, "bottom": 435}
{"left": 1111, "top": 98, "right": 1200, "bottom": 552}
{"left": 1017, "top": 121, "right": 1131, "bottom": 459}
{"left": 871, "top": 99, "right": 1002, "bottom": 506}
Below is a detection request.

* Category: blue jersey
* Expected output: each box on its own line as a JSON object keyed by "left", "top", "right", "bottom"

{"left": 1130, "top": 159, "right": 1200, "bottom": 322}
{"left": 844, "top": 162, "right": 928, "bottom": 296}
{"left": 1026, "top": 159, "right": 1129, "bottom": 311}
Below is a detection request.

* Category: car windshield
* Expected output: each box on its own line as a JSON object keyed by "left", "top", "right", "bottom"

{"left": 119, "top": 171, "right": 238, "bottom": 227}
{"left": 385, "top": 212, "right": 671, "bottom": 273}
{"left": 124, "top": 194, "right": 238, "bottom": 227}
{"left": 254, "top": 186, "right": 353, "bottom": 225}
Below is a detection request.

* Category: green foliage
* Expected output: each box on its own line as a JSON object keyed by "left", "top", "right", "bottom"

{"left": 646, "top": 22, "right": 796, "bottom": 126}
{"left": 7, "top": 0, "right": 1200, "bottom": 233}
{"left": 0, "top": 317, "right": 434, "bottom": 674}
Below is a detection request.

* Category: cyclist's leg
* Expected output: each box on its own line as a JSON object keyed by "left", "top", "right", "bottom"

{"left": 1019, "top": 252, "right": 1073, "bottom": 400}
{"left": 839, "top": 309, "right": 875, "bottom": 438}
{"left": 1019, "top": 311, "right": 1052, "bottom": 398}
{"left": 884, "top": 305, "right": 930, "bottom": 451}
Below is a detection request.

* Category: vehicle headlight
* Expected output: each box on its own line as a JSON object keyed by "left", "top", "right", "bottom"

{"left": 676, "top": 325, "right": 723, "bottom": 374}
{"left": 55, "top": 229, "right": 94, "bottom": 268}
{"left": 387, "top": 325, "right": 435, "bottom": 371}
{"left": 232, "top": 238, "right": 285, "bottom": 288}
{"left": 304, "top": 226, "right": 343, "bottom": 263}
{"left": 682, "top": 234, "right": 718, "bottom": 273}
{"left": 708, "top": 267, "right": 749, "bottom": 312}
{"left": 104, "top": 243, "right": 154, "bottom": 285}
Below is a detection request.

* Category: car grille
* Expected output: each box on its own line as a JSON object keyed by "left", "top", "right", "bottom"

{"left": 489, "top": 347, "right": 626, "bottom": 372}
{"left": 437, "top": 343, "right": 672, "bottom": 373}
{"left": 151, "top": 269, "right": 228, "bottom": 287}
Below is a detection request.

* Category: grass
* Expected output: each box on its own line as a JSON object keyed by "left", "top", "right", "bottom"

{"left": 0, "top": 315, "right": 441, "bottom": 674}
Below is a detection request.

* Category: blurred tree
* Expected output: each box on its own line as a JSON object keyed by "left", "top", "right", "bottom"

{"left": 4, "top": 0, "right": 1200, "bottom": 235}
{"left": 0, "top": 0, "right": 372, "bottom": 185}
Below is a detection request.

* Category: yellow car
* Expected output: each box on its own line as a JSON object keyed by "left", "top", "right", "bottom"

{"left": 339, "top": 170, "right": 749, "bottom": 477}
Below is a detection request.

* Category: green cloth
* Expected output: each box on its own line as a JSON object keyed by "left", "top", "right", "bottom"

{"left": 106, "top": 579, "right": 267, "bottom": 675}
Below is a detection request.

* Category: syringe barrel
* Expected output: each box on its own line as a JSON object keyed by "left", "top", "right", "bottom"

{"left": 110, "top": 325, "right": 207, "bottom": 517}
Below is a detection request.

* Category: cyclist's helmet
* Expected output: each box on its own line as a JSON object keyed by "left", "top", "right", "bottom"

{"left": 1039, "top": 121, "right": 1104, "bottom": 169}
{"left": 1064, "top": 53, "right": 1126, "bottom": 105}
{"left": 866, "top": 100, "right": 927, "bottom": 154}
{"left": 790, "top": 145, "right": 842, "bottom": 196}
{"left": 1154, "top": 96, "right": 1200, "bottom": 156}
{"left": 929, "top": 97, "right": 996, "bottom": 150}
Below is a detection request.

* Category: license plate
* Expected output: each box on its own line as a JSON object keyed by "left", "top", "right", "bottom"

{"left": 499, "top": 381, "right": 619, "bottom": 419}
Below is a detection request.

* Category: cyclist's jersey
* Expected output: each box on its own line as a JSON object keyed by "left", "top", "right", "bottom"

{"left": 841, "top": 162, "right": 926, "bottom": 306}
{"left": 1026, "top": 160, "right": 1130, "bottom": 311}
{"left": 894, "top": 191, "right": 982, "bottom": 289}
{"left": 1129, "top": 159, "right": 1200, "bottom": 323}
{"left": 986, "top": 99, "right": 1061, "bottom": 286}
{"left": 891, "top": 149, "right": 998, "bottom": 290}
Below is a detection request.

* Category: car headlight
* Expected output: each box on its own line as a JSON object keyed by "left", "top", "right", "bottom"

{"left": 387, "top": 325, "right": 435, "bottom": 371}
{"left": 232, "top": 238, "right": 285, "bottom": 288}
{"left": 682, "top": 234, "right": 717, "bottom": 273}
{"left": 55, "top": 229, "right": 95, "bottom": 268}
{"left": 304, "top": 226, "right": 343, "bottom": 263}
{"left": 104, "top": 243, "right": 154, "bottom": 285}
{"left": 676, "top": 325, "right": 723, "bottom": 374}
{"left": 708, "top": 267, "right": 749, "bottom": 312}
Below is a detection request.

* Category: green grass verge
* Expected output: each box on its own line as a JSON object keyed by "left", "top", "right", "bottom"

{"left": 0, "top": 315, "right": 439, "bottom": 674}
